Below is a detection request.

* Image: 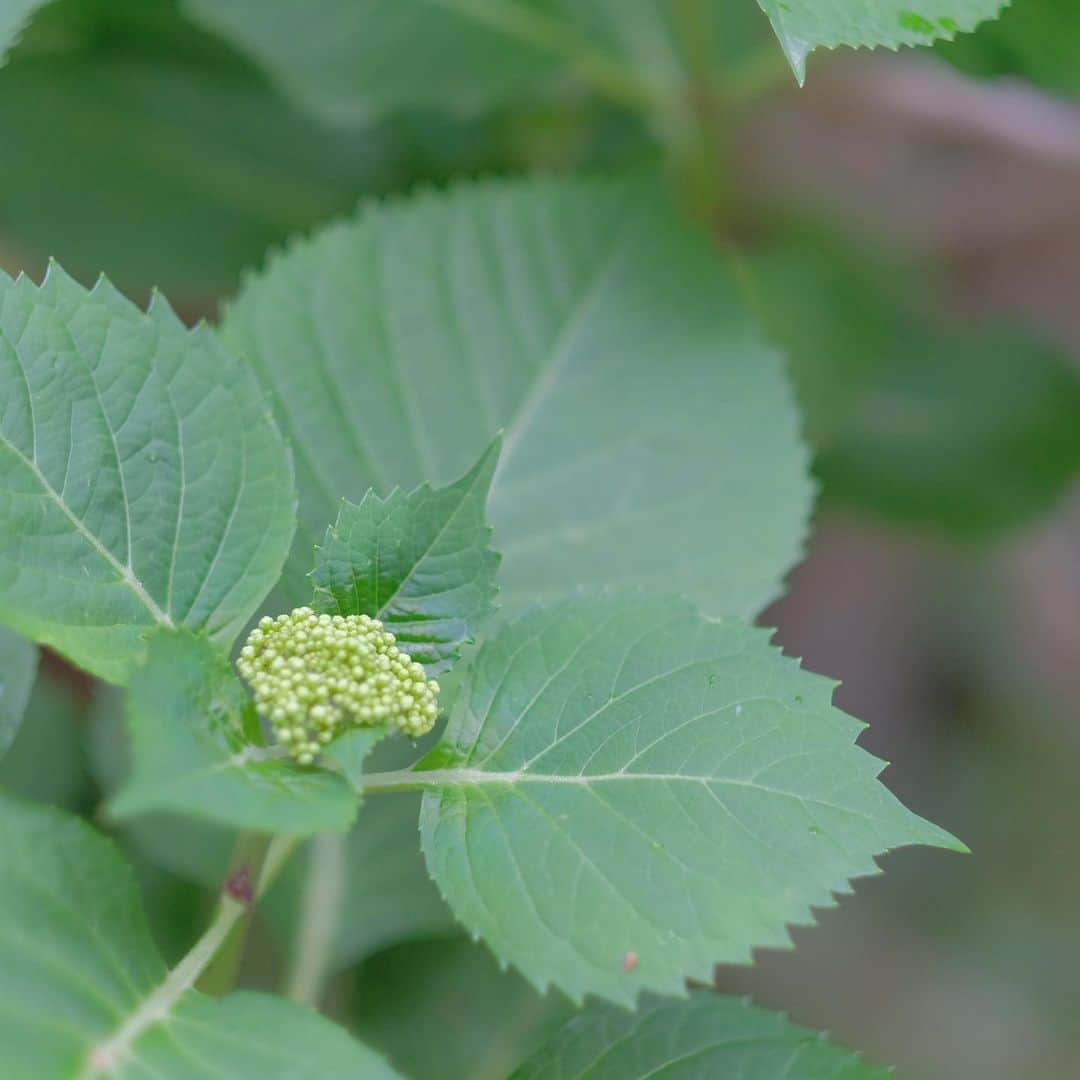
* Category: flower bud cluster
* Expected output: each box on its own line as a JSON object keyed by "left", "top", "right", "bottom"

{"left": 237, "top": 607, "right": 439, "bottom": 765}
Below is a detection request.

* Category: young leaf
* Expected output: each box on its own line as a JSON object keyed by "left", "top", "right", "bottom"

{"left": 756, "top": 0, "right": 1009, "bottom": 83}
{"left": 0, "top": 795, "right": 398, "bottom": 1078}
{"left": 511, "top": 991, "right": 890, "bottom": 1078}
{"left": 401, "top": 591, "right": 964, "bottom": 1004}
{"left": 0, "top": 264, "right": 295, "bottom": 684}
{"left": 0, "top": 627, "right": 37, "bottom": 758}
{"left": 323, "top": 725, "right": 391, "bottom": 789}
{"left": 312, "top": 436, "right": 501, "bottom": 673}
{"left": 223, "top": 175, "right": 812, "bottom": 620}
{"left": 0, "top": 0, "right": 43, "bottom": 65}
{"left": 110, "top": 631, "right": 355, "bottom": 835}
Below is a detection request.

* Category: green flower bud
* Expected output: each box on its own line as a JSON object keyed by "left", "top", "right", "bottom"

{"left": 237, "top": 606, "right": 439, "bottom": 764}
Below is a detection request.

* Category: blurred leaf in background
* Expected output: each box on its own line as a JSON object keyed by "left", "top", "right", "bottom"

{"left": 0, "top": 663, "right": 89, "bottom": 809}
{"left": 0, "top": 630, "right": 37, "bottom": 759}
{"left": 751, "top": 231, "right": 1080, "bottom": 537}
{"left": 182, "top": 0, "right": 774, "bottom": 124}
{"left": 184, "top": 0, "right": 564, "bottom": 124}
{"left": 354, "top": 938, "right": 571, "bottom": 1080}
{"left": 0, "top": 0, "right": 398, "bottom": 299}
{"left": 0, "top": 0, "right": 46, "bottom": 64}
{"left": 940, "top": 0, "right": 1080, "bottom": 97}
{"left": 0, "top": 0, "right": 658, "bottom": 302}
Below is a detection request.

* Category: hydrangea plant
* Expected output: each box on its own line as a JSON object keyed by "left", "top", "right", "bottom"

{"left": 2, "top": 2, "right": 1073, "bottom": 1078}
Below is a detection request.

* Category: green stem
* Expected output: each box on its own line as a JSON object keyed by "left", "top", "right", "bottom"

{"left": 432, "top": 0, "right": 656, "bottom": 110}
{"left": 196, "top": 833, "right": 270, "bottom": 996}
{"left": 669, "top": 0, "right": 732, "bottom": 229}
{"left": 82, "top": 834, "right": 298, "bottom": 1078}
{"left": 285, "top": 833, "right": 346, "bottom": 1007}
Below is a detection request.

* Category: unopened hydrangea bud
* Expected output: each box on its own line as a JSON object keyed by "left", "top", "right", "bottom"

{"left": 237, "top": 607, "right": 439, "bottom": 764}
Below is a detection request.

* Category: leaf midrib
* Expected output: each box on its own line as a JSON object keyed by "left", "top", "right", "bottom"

{"left": 0, "top": 432, "right": 173, "bottom": 628}
{"left": 363, "top": 766, "right": 880, "bottom": 822}
{"left": 497, "top": 200, "right": 646, "bottom": 467}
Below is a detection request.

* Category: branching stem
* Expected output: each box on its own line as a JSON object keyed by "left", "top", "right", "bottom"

{"left": 80, "top": 834, "right": 298, "bottom": 1078}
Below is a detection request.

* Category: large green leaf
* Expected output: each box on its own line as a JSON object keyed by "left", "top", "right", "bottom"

{"left": 0, "top": 794, "right": 397, "bottom": 1078}
{"left": 0, "top": 627, "right": 36, "bottom": 758}
{"left": 756, "top": 0, "right": 1009, "bottom": 82}
{"left": 512, "top": 991, "right": 889, "bottom": 1078}
{"left": 752, "top": 236, "right": 1080, "bottom": 536}
{"left": 0, "top": 264, "right": 295, "bottom": 684}
{"left": 355, "top": 938, "right": 571, "bottom": 1080}
{"left": 0, "top": 0, "right": 44, "bottom": 64}
{"left": 312, "top": 437, "right": 501, "bottom": 673}
{"left": 223, "top": 175, "right": 812, "bottom": 620}
{"left": 110, "top": 631, "right": 356, "bottom": 835}
{"left": 393, "top": 591, "right": 963, "bottom": 1004}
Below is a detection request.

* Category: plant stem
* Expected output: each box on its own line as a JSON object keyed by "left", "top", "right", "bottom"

{"left": 669, "top": 0, "right": 732, "bottom": 229}
{"left": 285, "top": 833, "right": 347, "bottom": 1006}
{"left": 81, "top": 834, "right": 298, "bottom": 1078}
{"left": 196, "top": 833, "right": 270, "bottom": 996}
{"left": 434, "top": 0, "right": 656, "bottom": 110}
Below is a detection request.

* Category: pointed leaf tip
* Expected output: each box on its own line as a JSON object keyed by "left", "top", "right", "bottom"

{"left": 311, "top": 439, "right": 502, "bottom": 675}
{"left": 758, "top": 0, "right": 1010, "bottom": 81}
{"left": 420, "top": 592, "right": 964, "bottom": 1005}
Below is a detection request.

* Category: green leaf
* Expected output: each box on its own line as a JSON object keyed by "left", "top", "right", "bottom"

{"left": 0, "top": 794, "right": 398, "bottom": 1078}
{"left": 266, "top": 793, "right": 457, "bottom": 972}
{"left": 313, "top": 436, "right": 501, "bottom": 674}
{"left": 323, "top": 724, "right": 391, "bottom": 789}
{"left": 355, "top": 938, "right": 572, "bottom": 1080}
{"left": 85, "top": 681, "right": 234, "bottom": 888}
{"left": 1, "top": 667, "right": 90, "bottom": 809}
{"left": 182, "top": 1, "right": 773, "bottom": 124}
{"left": 511, "top": 991, "right": 890, "bottom": 1079}
{"left": 110, "top": 631, "right": 356, "bottom": 835}
{"left": 405, "top": 591, "right": 963, "bottom": 1004}
{"left": 751, "top": 235, "right": 1080, "bottom": 536}
{"left": 0, "top": 0, "right": 44, "bottom": 65}
{"left": 183, "top": 0, "right": 559, "bottom": 126}
{"left": 940, "top": 0, "right": 1080, "bottom": 97}
{"left": 0, "top": 50, "right": 401, "bottom": 299}
{"left": 0, "top": 627, "right": 37, "bottom": 758}
{"left": 118, "top": 992, "right": 400, "bottom": 1079}
{"left": 183, "top": 0, "right": 1008, "bottom": 118}
{"left": 756, "top": 0, "right": 1010, "bottom": 82}
{"left": 223, "top": 174, "right": 812, "bottom": 620}
{"left": 0, "top": 264, "right": 295, "bottom": 684}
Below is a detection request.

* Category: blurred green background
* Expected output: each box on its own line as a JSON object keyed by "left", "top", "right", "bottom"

{"left": 2, "top": 1, "right": 1079, "bottom": 1077}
